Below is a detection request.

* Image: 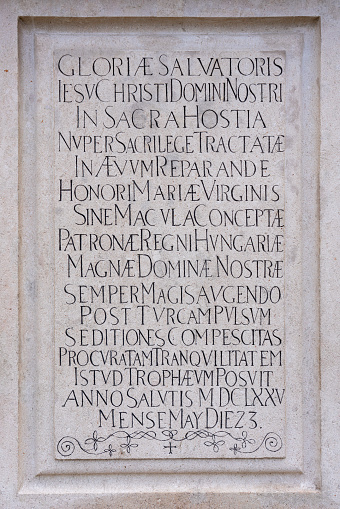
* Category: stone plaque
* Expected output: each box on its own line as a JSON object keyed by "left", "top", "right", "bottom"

{"left": 54, "top": 50, "right": 286, "bottom": 460}
{"left": 5, "top": 2, "right": 338, "bottom": 504}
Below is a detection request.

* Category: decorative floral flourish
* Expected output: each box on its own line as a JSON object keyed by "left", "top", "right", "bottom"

{"left": 57, "top": 429, "right": 283, "bottom": 458}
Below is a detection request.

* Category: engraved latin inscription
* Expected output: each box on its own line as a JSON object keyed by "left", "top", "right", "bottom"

{"left": 55, "top": 51, "right": 285, "bottom": 459}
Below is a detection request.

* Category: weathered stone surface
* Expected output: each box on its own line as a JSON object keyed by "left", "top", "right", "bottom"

{"left": 54, "top": 49, "right": 286, "bottom": 460}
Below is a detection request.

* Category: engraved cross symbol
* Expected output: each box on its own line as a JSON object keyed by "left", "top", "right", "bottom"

{"left": 164, "top": 442, "right": 177, "bottom": 454}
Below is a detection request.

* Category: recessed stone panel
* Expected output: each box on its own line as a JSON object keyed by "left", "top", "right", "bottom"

{"left": 54, "top": 48, "right": 286, "bottom": 460}
{"left": 13, "top": 14, "right": 324, "bottom": 504}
